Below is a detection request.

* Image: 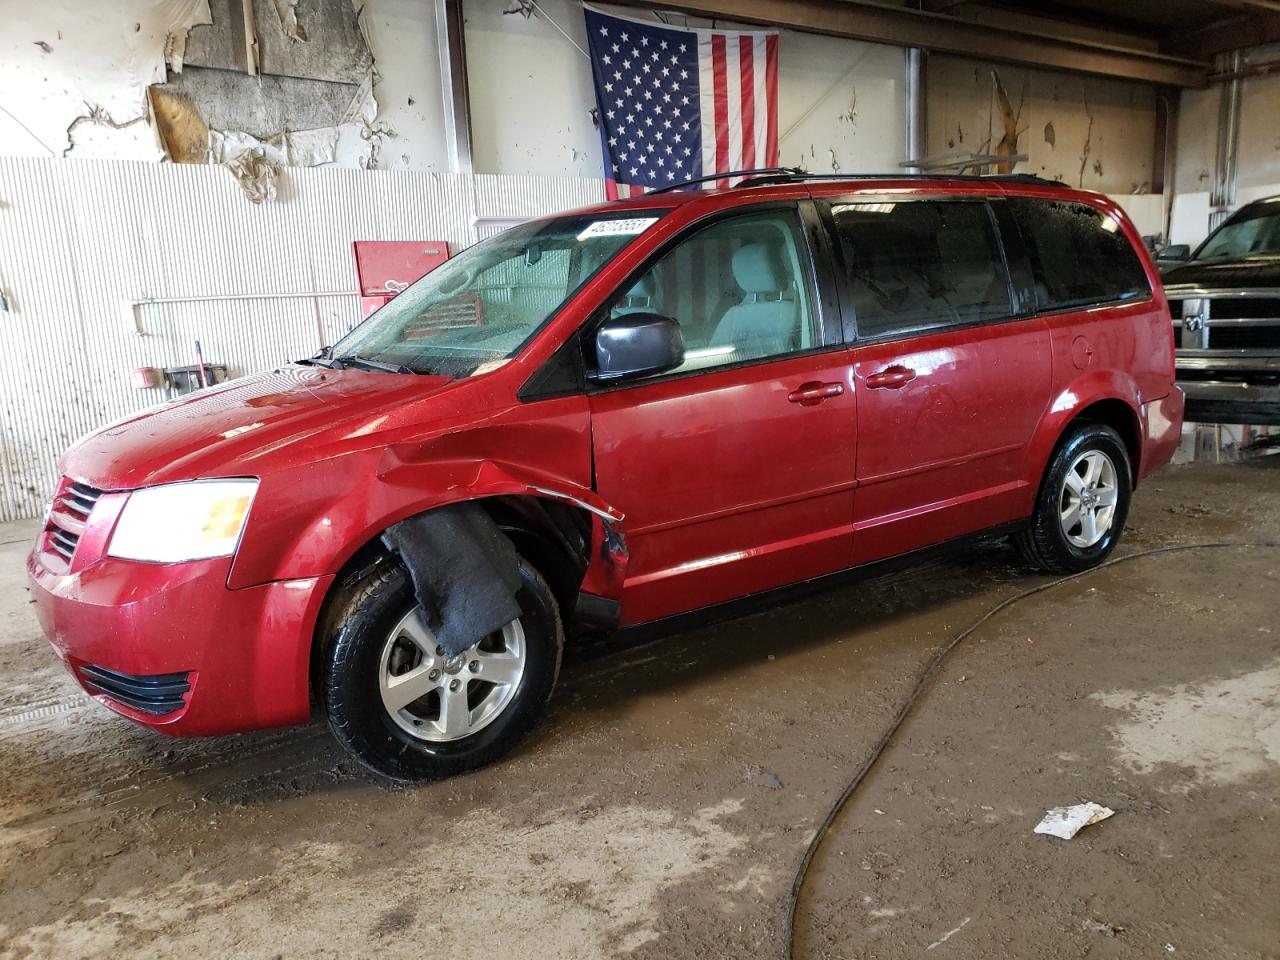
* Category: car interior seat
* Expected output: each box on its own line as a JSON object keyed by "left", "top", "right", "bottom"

{"left": 709, "top": 242, "right": 799, "bottom": 360}
{"left": 611, "top": 274, "right": 659, "bottom": 316}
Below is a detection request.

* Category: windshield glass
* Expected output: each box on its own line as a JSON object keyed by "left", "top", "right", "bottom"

{"left": 1194, "top": 200, "right": 1280, "bottom": 261}
{"left": 330, "top": 211, "right": 666, "bottom": 377}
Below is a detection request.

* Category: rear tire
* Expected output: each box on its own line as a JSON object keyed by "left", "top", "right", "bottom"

{"left": 319, "top": 555, "right": 563, "bottom": 782}
{"left": 1014, "top": 422, "right": 1132, "bottom": 574}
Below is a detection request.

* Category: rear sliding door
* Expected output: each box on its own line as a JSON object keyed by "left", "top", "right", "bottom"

{"left": 823, "top": 196, "right": 1053, "bottom": 564}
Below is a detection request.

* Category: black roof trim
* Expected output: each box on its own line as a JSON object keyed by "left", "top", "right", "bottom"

{"left": 646, "top": 167, "right": 1067, "bottom": 195}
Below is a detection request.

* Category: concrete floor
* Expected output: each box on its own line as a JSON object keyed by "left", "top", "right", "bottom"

{"left": 1, "top": 460, "right": 1278, "bottom": 959}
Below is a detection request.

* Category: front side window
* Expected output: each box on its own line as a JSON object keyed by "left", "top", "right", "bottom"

{"left": 598, "top": 207, "right": 823, "bottom": 379}
{"left": 1007, "top": 198, "right": 1150, "bottom": 311}
{"left": 331, "top": 211, "right": 667, "bottom": 377}
{"left": 831, "top": 200, "right": 1012, "bottom": 340}
{"left": 1195, "top": 200, "right": 1280, "bottom": 261}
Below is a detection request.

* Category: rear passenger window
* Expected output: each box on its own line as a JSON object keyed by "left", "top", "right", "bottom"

{"left": 1007, "top": 199, "right": 1150, "bottom": 311}
{"left": 830, "top": 200, "right": 1012, "bottom": 340}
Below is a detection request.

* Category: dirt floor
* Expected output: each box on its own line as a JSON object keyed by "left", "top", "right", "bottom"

{"left": 1, "top": 459, "right": 1278, "bottom": 960}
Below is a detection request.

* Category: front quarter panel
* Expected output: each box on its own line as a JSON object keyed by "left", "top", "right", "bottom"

{"left": 227, "top": 394, "right": 597, "bottom": 589}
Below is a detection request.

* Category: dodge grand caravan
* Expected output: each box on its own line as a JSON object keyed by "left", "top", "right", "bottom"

{"left": 29, "top": 171, "right": 1183, "bottom": 781}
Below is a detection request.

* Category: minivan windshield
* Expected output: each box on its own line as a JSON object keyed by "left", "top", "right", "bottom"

{"left": 328, "top": 211, "right": 667, "bottom": 377}
{"left": 1194, "top": 199, "right": 1280, "bottom": 261}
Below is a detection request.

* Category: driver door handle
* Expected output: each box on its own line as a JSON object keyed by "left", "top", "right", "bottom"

{"left": 788, "top": 380, "right": 845, "bottom": 406}
{"left": 865, "top": 365, "right": 917, "bottom": 390}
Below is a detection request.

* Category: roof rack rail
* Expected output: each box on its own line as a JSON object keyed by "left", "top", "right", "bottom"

{"left": 643, "top": 168, "right": 1066, "bottom": 194}
{"left": 648, "top": 167, "right": 808, "bottom": 194}
{"left": 736, "top": 170, "right": 1067, "bottom": 189}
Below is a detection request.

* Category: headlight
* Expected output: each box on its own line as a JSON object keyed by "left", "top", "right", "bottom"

{"left": 108, "top": 479, "right": 258, "bottom": 563}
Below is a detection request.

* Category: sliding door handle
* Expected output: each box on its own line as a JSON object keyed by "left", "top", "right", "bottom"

{"left": 865, "top": 365, "right": 917, "bottom": 390}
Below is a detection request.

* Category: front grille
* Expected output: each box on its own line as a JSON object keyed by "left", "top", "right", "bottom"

{"left": 1172, "top": 293, "right": 1280, "bottom": 353}
{"left": 1209, "top": 326, "right": 1280, "bottom": 350}
{"left": 79, "top": 664, "right": 192, "bottom": 716}
{"left": 1208, "top": 297, "right": 1280, "bottom": 320}
{"left": 44, "top": 479, "right": 103, "bottom": 562}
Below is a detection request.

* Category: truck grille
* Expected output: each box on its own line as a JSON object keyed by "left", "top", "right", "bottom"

{"left": 78, "top": 664, "right": 192, "bottom": 716}
{"left": 1209, "top": 326, "right": 1280, "bottom": 350}
{"left": 44, "top": 479, "right": 104, "bottom": 562}
{"left": 1173, "top": 293, "right": 1280, "bottom": 352}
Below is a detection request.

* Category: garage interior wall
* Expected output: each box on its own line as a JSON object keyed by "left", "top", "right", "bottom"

{"left": 465, "top": 0, "right": 908, "bottom": 179}
{"left": 1171, "top": 71, "right": 1280, "bottom": 247}
{"left": 0, "top": 159, "right": 603, "bottom": 522}
{"left": 925, "top": 53, "right": 1166, "bottom": 236}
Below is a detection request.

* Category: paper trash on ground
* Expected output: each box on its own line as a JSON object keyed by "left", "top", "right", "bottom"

{"left": 1034, "top": 802, "right": 1115, "bottom": 839}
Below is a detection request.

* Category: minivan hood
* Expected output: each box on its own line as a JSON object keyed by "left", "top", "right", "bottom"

{"left": 62, "top": 365, "right": 458, "bottom": 490}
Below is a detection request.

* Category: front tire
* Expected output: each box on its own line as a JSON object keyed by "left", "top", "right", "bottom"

{"left": 319, "top": 555, "right": 563, "bottom": 782}
{"left": 1014, "top": 422, "right": 1132, "bottom": 574}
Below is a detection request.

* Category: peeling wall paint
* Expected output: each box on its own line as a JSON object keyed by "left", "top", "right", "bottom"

{"left": 927, "top": 55, "right": 1158, "bottom": 194}
{"left": 0, "top": 0, "right": 212, "bottom": 160}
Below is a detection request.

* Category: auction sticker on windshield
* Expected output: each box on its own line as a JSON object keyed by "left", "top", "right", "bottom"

{"left": 577, "top": 217, "right": 659, "bottom": 241}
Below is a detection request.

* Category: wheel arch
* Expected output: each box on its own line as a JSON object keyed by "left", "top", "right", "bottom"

{"left": 1069, "top": 398, "right": 1142, "bottom": 483}
{"left": 1029, "top": 372, "right": 1144, "bottom": 498}
{"left": 309, "top": 492, "right": 597, "bottom": 689}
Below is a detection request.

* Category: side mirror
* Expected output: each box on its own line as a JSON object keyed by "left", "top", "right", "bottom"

{"left": 591, "top": 313, "right": 685, "bottom": 382}
{"left": 1162, "top": 244, "right": 1191, "bottom": 262}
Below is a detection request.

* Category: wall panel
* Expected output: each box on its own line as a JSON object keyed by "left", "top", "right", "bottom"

{"left": 0, "top": 158, "right": 604, "bottom": 521}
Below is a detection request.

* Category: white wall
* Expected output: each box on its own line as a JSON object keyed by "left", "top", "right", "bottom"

{"left": 0, "top": 0, "right": 212, "bottom": 161}
{"left": 0, "top": 157, "right": 604, "bottom": 522}
{"left": 354, "top": 0, "right": 450, "bottom": 171}
{"left": 1170, "top": 73, "right": 1280, "bottom": 248}
{"left": 0, "top": 0, "right": 912, "bottom": 177}
{"left": 463, "top": 1, "right": 907, "bottom": 179}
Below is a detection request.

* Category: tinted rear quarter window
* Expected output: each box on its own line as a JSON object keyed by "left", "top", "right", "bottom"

{"left": 1008, "top": 198, "right": 1149, "bottom": 311}
{"left": 830, "top": 200, "right": 1012, "bottom": 340}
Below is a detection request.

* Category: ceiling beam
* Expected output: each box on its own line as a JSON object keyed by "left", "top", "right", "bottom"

{"left": 614, "top": 0, "right": 1208, "bottom": 87}
{"left": 1201, "top": 0, "right": 1280, "bottom": 15}
{"left": 1164, "top": 11, "right": 1280, "bottom": 58}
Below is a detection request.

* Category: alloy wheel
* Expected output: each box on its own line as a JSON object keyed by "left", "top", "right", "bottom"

{"left": 377, "top": 608, "right": 526, "bottom": 743}
{"left": 1059, "top": 449, "right": 1119, "bottom": 549}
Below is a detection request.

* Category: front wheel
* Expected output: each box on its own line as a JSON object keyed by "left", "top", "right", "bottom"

{"left": 319, "top": 555, "right": 563, "bottom": 782}
{"left": 1014, "top": 422, "right": 1132, "bottom": 574}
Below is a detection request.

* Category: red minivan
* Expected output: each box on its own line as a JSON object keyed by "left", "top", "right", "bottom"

{"left": 28, "top": 172, "right": 1183, "bottom": 781}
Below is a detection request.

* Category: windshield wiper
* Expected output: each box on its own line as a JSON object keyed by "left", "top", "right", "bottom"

{"left": 332, "top": 354, "right": 416, "bottom": 375}
{"left": 298, "top": 346, "right": 338, "bottom": 369}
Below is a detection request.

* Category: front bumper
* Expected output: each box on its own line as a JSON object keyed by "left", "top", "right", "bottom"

{"left": 28, "top": 547, "right": 333, "bottom": 736}
{"left": 1177, "top": 379, "right": 1280, "bottom": 425}
{"left": 1176, "top": 352, "right": 1280, "bottom": 426}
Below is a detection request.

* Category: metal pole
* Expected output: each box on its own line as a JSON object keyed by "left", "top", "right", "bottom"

{"left": 1211, "top": 50, "right": 1243, "bottom": 232}
{"left": 905, "top": 48, "right": 927, "bottom": 174}
{"left": 436, "top": 0, "right": 474, "bottom": 175}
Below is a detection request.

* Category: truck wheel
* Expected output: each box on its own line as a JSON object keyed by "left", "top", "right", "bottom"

{"left": 320, "top": 555, "right": 563, "bottom": 782}
{"left": 1014, "top": 422, "right": 1132, "bottom": 574}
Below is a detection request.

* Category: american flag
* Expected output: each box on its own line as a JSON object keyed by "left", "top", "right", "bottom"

{"left": 584, "top": 6, "right": 779, "bottom": 198}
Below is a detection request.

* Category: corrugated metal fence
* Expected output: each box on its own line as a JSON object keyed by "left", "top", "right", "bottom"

{"left": 0, "top": 158, "right": 605, "bottom": 522}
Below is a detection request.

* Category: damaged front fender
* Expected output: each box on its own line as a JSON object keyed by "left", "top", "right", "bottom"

{"left": 381, "top": 503, "right": 522, "bottom": 659}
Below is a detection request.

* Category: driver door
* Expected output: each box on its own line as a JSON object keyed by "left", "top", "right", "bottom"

{"left": 586, "top": 204, "right": 857, "bottom": 626}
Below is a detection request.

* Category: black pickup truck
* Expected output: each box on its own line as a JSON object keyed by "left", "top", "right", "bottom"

{"left": 1162, "top": 196, "right": 1280, "bottom": 426}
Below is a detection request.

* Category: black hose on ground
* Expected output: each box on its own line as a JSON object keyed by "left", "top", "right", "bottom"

{"left": 783, "top": 540, "right": 1280, "bottom": 960}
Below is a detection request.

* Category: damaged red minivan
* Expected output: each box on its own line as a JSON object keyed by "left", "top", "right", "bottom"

{"left": 29, "top": 172, "right": 1183, "bottom": 781}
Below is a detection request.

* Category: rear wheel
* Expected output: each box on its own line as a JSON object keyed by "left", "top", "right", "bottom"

{"left": 1014, "top": 422, "right": 1132, "bottom": 574}
{"left": 320, "top": 555, "right": 562, "bottom": 782}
